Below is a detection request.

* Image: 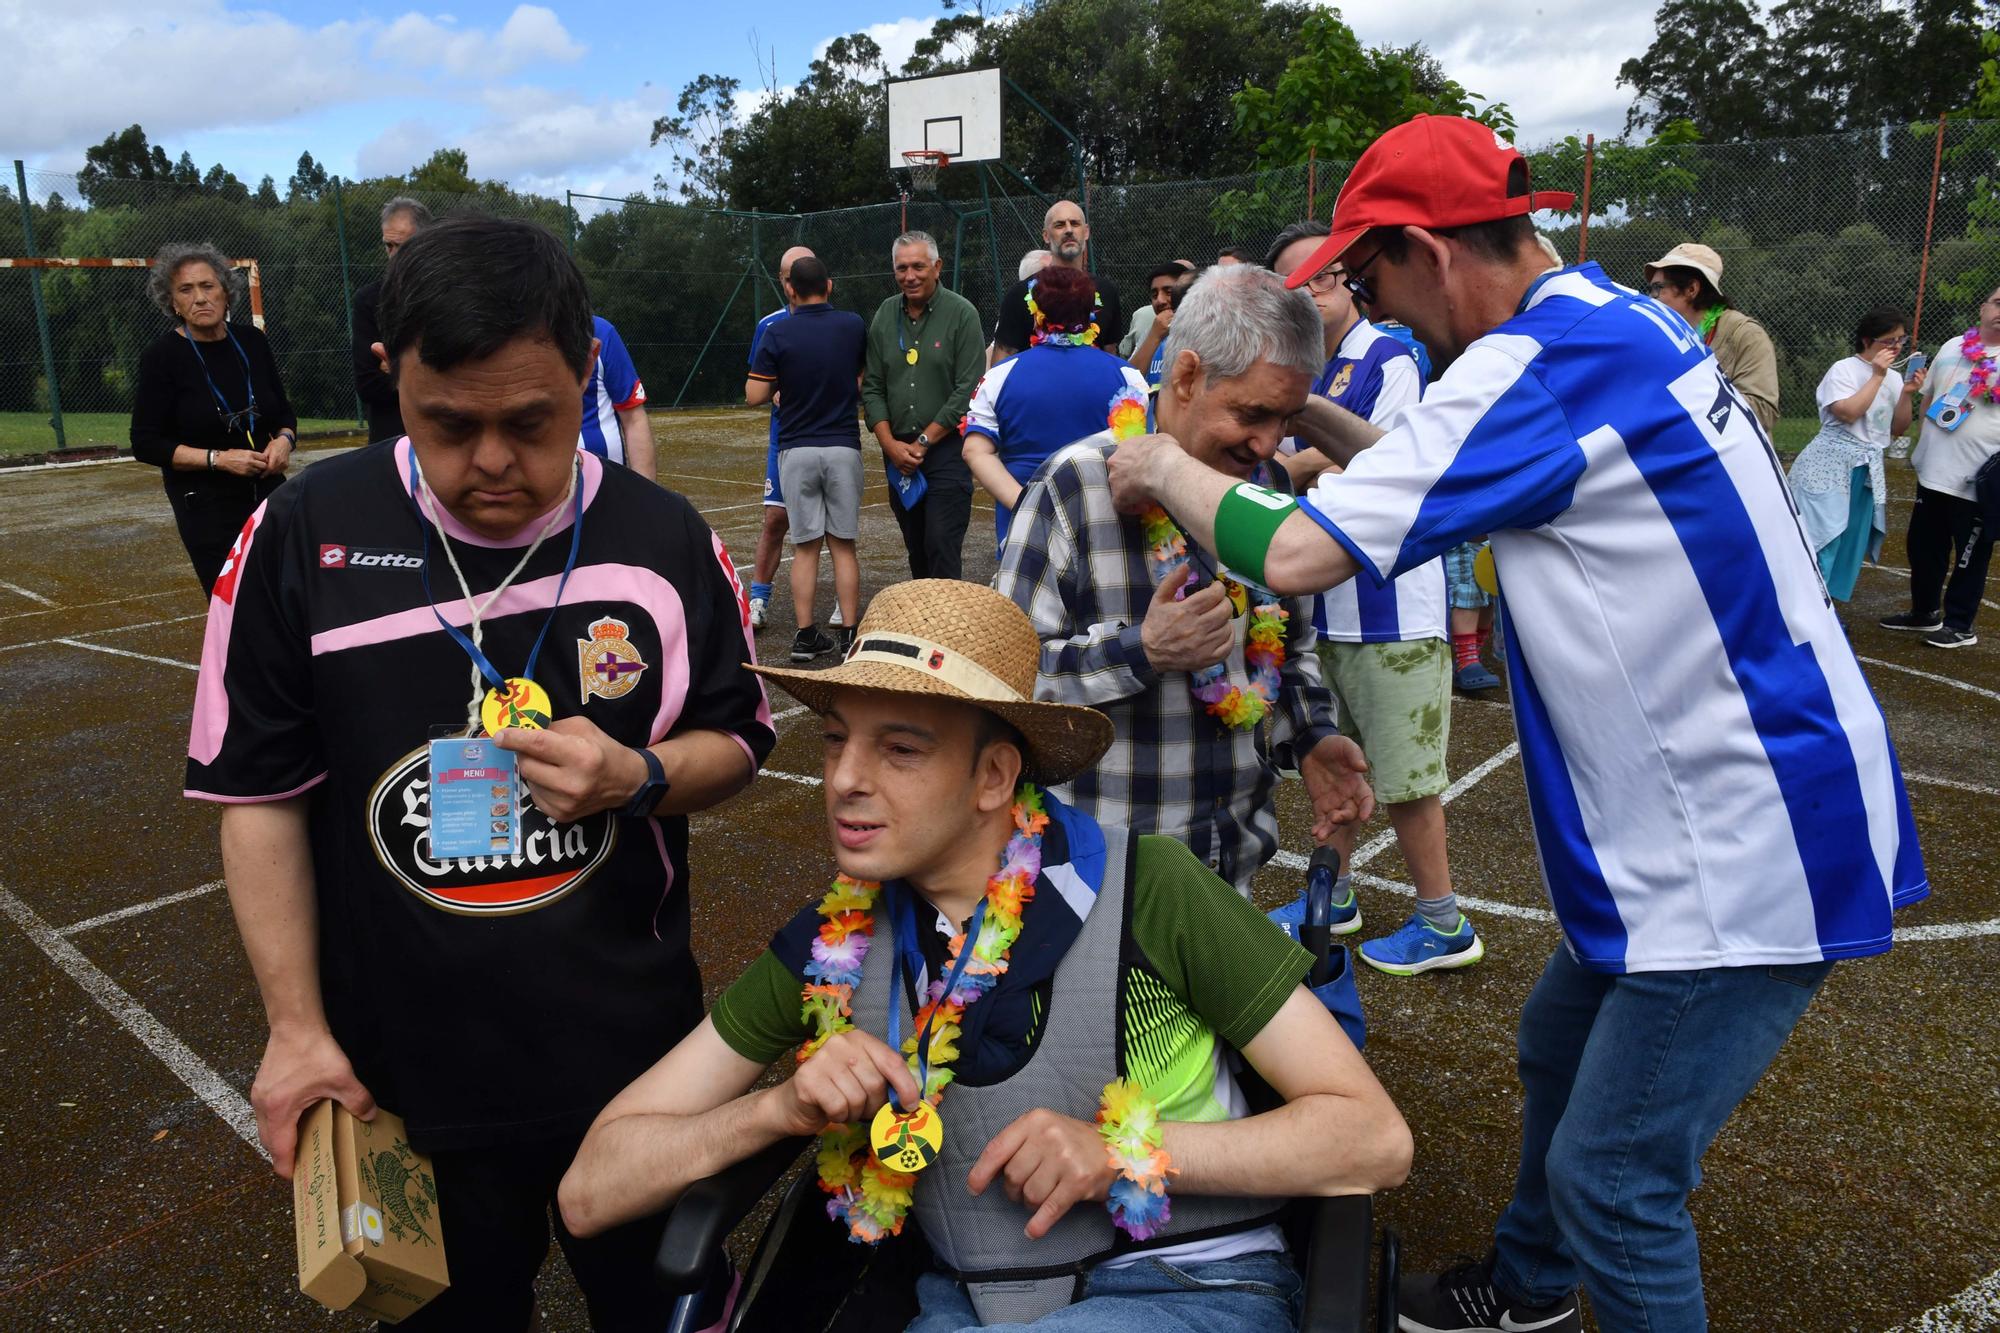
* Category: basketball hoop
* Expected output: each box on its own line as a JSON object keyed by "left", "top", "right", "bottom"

{"left": 901, "top": 149, "right": 951, "bottom": 196}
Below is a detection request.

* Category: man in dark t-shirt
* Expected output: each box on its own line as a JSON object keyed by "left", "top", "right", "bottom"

{"left": 989, "top": 199, "right": 1123, "bottom": 364}
{"left": 191, "top": 216, "right": 774, "bottom": 1331}
{"left": 350, "top": 195, "right": 431, "bottom": 443}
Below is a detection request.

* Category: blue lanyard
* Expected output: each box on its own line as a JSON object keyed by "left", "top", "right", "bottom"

{"left": 183, "top": 323, "right": 257, "bottom": 442}
{"left": 404, "top": 450, "right": 585, "bottom": 695}
{"left": 899, "top": 302, "right": 927, "bottom": 358}
{"left": 884, "top": 886, "right": 988, "bottom": 1113}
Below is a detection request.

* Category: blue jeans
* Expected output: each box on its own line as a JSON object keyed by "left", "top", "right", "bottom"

{"left": 1492, "top": 947, "right": 1834, "bottom": 1333}
{"left": 905, "top": 1251, "right": 1301, "bottom": 1333}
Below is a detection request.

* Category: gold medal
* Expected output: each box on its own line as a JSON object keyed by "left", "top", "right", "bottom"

{"left": 870, "top": 1101, "right": 944, "bottom": 1174}
{"left": 1473, "top": 545, "right": 1500, "bottom": 596}
{"left": 480, "top": 676, "right": 553, "bottom": 734}
{"left": 905, "top": 347, "right": 920, "bottom": 366}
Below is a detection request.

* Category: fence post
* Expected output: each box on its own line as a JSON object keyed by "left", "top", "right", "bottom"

{"left": 1911, "top": 113, "right": 1948, "bottom": 351}
{"left": 1307, "top": 145, "right": 1316, "bottom": 219}
{"left": 14, "top": 160, "right": 64, "bottom": 451}
{"left": 1577, "top": 135, "right": 1595, "bottom": 263}
{"left": 330, "top": 175, "right": 362, "bottom": 429}
{"left": 565, "top": 191, "right": 578, "bottom": 251}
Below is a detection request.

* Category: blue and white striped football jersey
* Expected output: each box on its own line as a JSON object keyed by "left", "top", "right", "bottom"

{"left": 1298, "top": 264, "right": 1927, "bottom": 972}
{"left": 579, "top": 315, "right": 645, "bottom": 465}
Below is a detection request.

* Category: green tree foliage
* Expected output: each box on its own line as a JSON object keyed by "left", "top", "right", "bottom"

{"left": 718, "top": 36, "right": 895, "bottom": 213}
{"left": 287, "top": 151, "right": 330, "bottom": 203}
{"left": 406, "top": 148, "right": 476, "bottom": 195}
{"left": 76, "top": 125, "right": 244, "bottom": 206}
{"left": 651, "top": 72, "right": 744, "bottom": 205}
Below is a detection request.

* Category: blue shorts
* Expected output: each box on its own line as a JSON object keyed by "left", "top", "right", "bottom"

{"left": 1444, "top": 541, "right": 1491, "bottom": 610}
{"left": 763, "top": 436, "right": 784, "bottom": 508}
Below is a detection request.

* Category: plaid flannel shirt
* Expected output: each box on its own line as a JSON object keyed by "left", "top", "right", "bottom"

{"left": 993, "top": 433, "right": 1341, "bottom": 893}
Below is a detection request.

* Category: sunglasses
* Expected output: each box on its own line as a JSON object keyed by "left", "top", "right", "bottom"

{"left": 1342, "top": 247, "right": 1386, "bottom": 306}
{"left": 1644, "top": 281, "right": 1671, "bottom": 295}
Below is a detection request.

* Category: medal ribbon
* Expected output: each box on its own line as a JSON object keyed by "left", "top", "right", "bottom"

{"left": 884, "top": 887, "right": 988, "bottom": 1113}
{"left": 183, "top": 322, "right": 258, "bottom": 446}
{"left": 899, "top": 304, "right": 926, "bottom": 364}
{"left": 405, "top": 449, "right": 585, "bottom": 730}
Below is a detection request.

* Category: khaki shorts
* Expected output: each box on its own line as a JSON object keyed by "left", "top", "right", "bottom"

{"left": 1317, "top": 637, "right": 1452, "bottom": 804}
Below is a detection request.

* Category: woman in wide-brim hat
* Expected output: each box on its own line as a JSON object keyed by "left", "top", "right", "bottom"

{"left": 749, "top": 578, "right": 1112, "bottom": 786}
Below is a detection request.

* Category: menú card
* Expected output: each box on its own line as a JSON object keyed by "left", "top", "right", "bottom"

{"left": 427, "top": 737, "right": 520, "bottom": 860}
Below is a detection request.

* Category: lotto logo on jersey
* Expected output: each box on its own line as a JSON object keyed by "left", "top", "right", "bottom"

{"left": 368, "top": 746, "right": 615, "bottom": 914}
{"left": 320, "top": 544, "right": 423, "bottom": 571}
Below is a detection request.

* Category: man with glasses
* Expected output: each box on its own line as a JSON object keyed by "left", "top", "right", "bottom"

{"left": 1262, "top": 220, "right": 1480, "bottom": 980}
{"left": 1107, "top": 115, "right": 1925, "bottom": 1333}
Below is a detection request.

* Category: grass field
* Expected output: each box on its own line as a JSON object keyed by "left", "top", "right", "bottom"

{"left": 0, "top": 412, "right": 360, "bottom": 455}
{"left": 0, "top": 412, "right": 1994, "bottom": 1330}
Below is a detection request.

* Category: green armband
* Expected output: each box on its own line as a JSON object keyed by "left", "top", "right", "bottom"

{"left": 1213, "top": 482, "right": 1299, "bottom": 585}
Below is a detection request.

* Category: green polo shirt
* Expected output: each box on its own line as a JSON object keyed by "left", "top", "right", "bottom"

{"left": 862, "top": 285, "right": 988, "bottom": 437}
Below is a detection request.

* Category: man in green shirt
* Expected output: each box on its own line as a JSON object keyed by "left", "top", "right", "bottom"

{"left": 863, "top": 230, "right": 988, "bottom": 580}
{"left": 558, "top": 580, "right": 1410, "bottom": 1329}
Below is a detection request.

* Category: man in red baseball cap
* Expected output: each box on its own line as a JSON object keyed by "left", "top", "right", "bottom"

{"left": 1107, "top": 114, "right": 1927, "bottom": 1333}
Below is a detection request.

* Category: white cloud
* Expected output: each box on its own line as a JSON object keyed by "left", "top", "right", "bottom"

{"left": 355, "top": 86, "right": 666, "bottom": 197}
{"left": 372, "top": 4, "right": 584, "bottom": 78}
{"left": 1333, "top": 0, "right": 1653, "bottom": 146}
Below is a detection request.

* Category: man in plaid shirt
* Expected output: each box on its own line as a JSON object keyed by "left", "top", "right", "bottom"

{"left": 994, "top": 264, "right": 1375, "bottom": 893}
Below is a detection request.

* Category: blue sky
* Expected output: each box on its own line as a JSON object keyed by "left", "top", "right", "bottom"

{"left": 6, "top": 0, "right": 1647, "bottom": 199}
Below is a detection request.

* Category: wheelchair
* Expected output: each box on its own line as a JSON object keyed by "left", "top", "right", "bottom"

{"left": 652, "top": 867, "right": 1399, "bottom": 1332}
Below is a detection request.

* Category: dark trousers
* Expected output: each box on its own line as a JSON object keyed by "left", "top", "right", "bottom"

{"left": 165, "top": 478, "right": 273, "bottom": 595}
{"left": 1907, "top": 484, "right": 1994, "bottom": 631}
{"left": 888, "top": 432, "right": 973, "bottom": 581}
{"left": 390, "top": 1132, "right": 673, "bottom": 1333}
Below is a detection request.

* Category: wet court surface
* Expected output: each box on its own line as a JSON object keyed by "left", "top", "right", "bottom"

{"left": 1, "top": 413, "right": 1995, "bottom": 1331}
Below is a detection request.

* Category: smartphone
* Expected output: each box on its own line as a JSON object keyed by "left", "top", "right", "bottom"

{"left": 1907, "top": 352, "right": 1929, "bottom": 375}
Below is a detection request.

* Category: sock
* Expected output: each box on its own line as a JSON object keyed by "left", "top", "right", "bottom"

{"left": 1452, "top": 632, "right": 1482, "bottom": 669}
{"left": 1332, "top": 872, "right": 1354, "bottom": 905}
{"left": 750, "top": 581, "right": 772, "bottom": 603}
{"left": 1417, "top": 892, "right": 1462, "bottom": 931}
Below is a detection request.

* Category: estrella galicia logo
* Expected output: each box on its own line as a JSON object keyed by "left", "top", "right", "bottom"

{"left": 320, "top": 544, "right": 424, "bottom": 571}
{"left": 367, "top": 746, "right": 615, "bottom": 915}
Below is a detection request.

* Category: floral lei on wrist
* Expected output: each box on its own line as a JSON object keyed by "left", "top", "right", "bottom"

{"left": 1026, "top": 279, "right": 1103, "bottom": 348}
{"left": 1108, "top": 389, "right": 1287, "bottom": 731}
{"left": 1098, "top": 1078, "right": 1175, "bottom": 1239}
{"left": 1959, "top": 327, "right": 1999, "bottom": 404}
{"left": 799, "top": 784, "right": 1048, "bottom": 1244}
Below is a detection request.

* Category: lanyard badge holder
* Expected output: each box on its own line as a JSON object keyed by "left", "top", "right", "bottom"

{"left": 869, "top": 888, "right": 985, "bottom": 1173}
{"left": 409, "top": 451, "right": 584, "bottom": 860}
{"left": 185, "top": 322, "right": 258, "bottom": 448}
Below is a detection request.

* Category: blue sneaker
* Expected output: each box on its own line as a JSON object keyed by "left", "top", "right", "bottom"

{"left": 1268, "top": 877, "right": 1362, "bottom": 939}
{"left": 1454, "top": 661, "right": 1501, "bottom": 691}
{"left": 1359, "top": 911, "right": 1484, "bottom": 975}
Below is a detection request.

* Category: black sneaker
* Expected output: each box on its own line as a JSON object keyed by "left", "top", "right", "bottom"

{"left": 1925, "top": 627, "right": 1977, "bottom": 649}
{"left": 835, "top": 626, "right": 857, "bottom": 659}
{"left": 1880, "top": 610, "right": 1944, "bottom": 632}
{"left": 790, "top": 626, "right": 836, "bottom": 663}
{"left": 1399, "top": 1253, "right": 1580, "bottom": 1333}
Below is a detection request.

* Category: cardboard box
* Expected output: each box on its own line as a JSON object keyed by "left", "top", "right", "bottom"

{"left": 293, "top": 1100, "right": 450, "bottom": 1324}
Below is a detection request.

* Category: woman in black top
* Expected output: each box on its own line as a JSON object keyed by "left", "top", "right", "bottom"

{"left": 129, "top": 242, "right": 298, "bottom": 593}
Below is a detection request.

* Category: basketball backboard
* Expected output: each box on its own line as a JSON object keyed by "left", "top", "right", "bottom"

{"left": 886, "top": 68, "right": 1002, "bottom": 169}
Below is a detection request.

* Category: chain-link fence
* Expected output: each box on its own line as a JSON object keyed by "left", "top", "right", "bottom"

{"left": 7, "top": 117, "right": 1999, "bottom": 453}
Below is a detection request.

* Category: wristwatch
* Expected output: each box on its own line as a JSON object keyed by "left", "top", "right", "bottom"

{"left": 278, "top": 428, "right": 297, "bottom": 444}
{"left": 620, "top": 746, "right": 670, "bottom": 819}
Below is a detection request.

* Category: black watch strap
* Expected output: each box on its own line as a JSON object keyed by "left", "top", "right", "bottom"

{"left": 621, "top": 746, "right": 670, "bottom": 820}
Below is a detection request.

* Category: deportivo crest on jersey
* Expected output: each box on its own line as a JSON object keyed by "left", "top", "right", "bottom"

{"left": 368, "top": 745, "right": 615, "bottom": 914}
{"left": 1325, "top": 363, "right": 1354, "bottom": 398}
{"left": 578, "top": 616, "right": 649, "bottom": 702}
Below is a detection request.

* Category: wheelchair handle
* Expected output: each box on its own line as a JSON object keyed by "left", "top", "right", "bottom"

{"left": 655, "top": 1135, "right": 811, "bottom": 1294}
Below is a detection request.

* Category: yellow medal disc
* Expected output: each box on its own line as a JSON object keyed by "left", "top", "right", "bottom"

{"left": 1473, "top": 545, "right": 1499, "bottom": 596}
{"left": 870, "top": 1101, "right": 944, "bottom": 1174}
{"left": 481, "top": 677, "right": 553, "bottom": 733}
{"left": 905, "top": 347, "right": 920, "bottom": 366}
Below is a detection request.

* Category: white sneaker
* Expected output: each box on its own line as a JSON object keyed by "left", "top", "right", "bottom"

{"left": 748, "top": 596, "right": 767, "bottom": 630}
{"left": 829, "top": 604, "right": 843, "bottom": 627}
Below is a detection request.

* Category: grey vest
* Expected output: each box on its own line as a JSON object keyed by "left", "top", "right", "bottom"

{"left": 852, "top": 827, "right": 1279, "bottom": 1323}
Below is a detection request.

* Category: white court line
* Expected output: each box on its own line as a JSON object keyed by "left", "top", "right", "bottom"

{"left": 771, "top": 704, "right": 809, "bottom": 723}
{"left": 0, "top": 587, "right": 185, "bottom": 624}
{"left": 0, "top": 883, "right": 263, "bottom": 1156}
{"left": 1891, "top": 918, "right": 2000, "bottom": 943}
{"left": 0, "top": 454, "right": 137, "bottom": 474}
{"left": 1871, "top": 565, "right": 2000, "bottom": 612}
{"left": 759, "top": 769, "right": 823, "bottom": 787}
{"left": 1858, "top": 656, "right": 2000, "bottom": 704}
{"left": 54, "top": 638, "right": 198, "bottom": 672}
{"left": 58, "top": 881, "right": 225, "bottom": 936}
{"left": 1905, "top": 771, "right": 2000, "bottom": 797}
{"left": 1884, "top": 1267, "right": 2000, "bottom": 1332}
{"left": 1332, "top": 741, "right": 1523, "bottom": 872}
{"left": 0, "top": 579, "right": 58, "bottom": 607}
{"left": 0, "top": 611, "right": 208, "bottom": 656}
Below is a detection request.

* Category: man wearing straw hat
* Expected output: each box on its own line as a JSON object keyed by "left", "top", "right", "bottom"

{"left": 1105, "top": 114, "right": 1925, "bottom": 1333}
{"left": 560, "top": 580, "right": 1411, "bottom": 1329}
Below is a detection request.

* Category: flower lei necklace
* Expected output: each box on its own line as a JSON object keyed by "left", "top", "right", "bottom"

{"left": 800, "top": 785, "right": 1047, "bottom": 1243}
{"left": 1025, "top": 279, "right": 1103, "bottom": 348}
{"left": 1109, "top": 389, "right": 1287, "bottom": 731}
{"left": 1959, "top": 327, "right": 1999, "bottom": 405}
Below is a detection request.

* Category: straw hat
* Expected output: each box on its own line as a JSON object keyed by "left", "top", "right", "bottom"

{"left": 1644, "top": 242, "right": 1725, "bottom": 294}
{"left": 749, "top": 580, "right": 1114, "bottom": 785}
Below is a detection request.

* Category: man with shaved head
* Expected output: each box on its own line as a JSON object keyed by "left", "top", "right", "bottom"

{"left": 990, "top": 199, "right": 1123, "bottom": 365}
{"left": 746, "top": 245, "right": 816, "bottom": 630}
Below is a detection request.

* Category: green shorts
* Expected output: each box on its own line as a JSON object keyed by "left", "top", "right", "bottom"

{"left": 1317, "top": 637, "right": 1452, "bottom": 804}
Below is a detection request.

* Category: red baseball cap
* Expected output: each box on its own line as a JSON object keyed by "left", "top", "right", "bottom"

{"left": 1283, "top": 115, "right": 1577, "bottom": 288}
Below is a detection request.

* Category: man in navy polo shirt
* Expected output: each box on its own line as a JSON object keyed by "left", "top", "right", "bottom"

{"left": 747, "top": 255, "right": 866, "bottom": 662}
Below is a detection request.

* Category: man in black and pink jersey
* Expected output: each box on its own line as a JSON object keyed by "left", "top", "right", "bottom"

{"left": 186, "top": 215, "right": 775, "bottom": 1330}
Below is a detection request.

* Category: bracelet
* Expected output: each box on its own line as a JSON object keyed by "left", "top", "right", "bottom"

{"left": 279, "top": 428, "right": 297, "bottom": 443}
{"left": 1213, "top": 482, "right": 1300, "bottom": 586}
{"left": 1097, "top": 1078, "right": 1175, "bottom": 1240}
{"left": 205, "top": 449, "right": 215, "bottom": 472}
